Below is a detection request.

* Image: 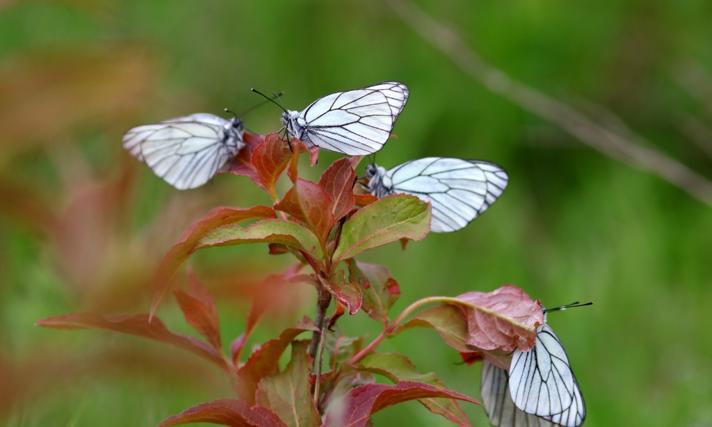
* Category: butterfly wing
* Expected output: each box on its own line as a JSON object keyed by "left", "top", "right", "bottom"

{"left": 123, "top": 113, "right": 242, "bottom": 190}
{"left": 508, "top": 324, "right": 585, "bottom": 427}
{"left": 386, "top": 157, "right": 508, "bottom": 232}
{"left": 298, "top": 81, "right": 409, "bottom": 155}
{"left": 482, "top": 361, "right": 554, "bottom": 427}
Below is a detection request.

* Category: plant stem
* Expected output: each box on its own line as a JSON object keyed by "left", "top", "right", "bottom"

{"left": 309, "top": 287, "right": 331, "bottom": 404}
{"left": 349, "top": 296, "right": 472, "bottom": 365}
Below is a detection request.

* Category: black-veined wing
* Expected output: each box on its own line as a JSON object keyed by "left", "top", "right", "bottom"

{"left": 386, "top": 157, "right": 508, "bottom": 232}
{"left": 482, "top": 361, "right": 554, "bottom": 427}
{"left": 508, "top": 324, "right": 585, "bottom": 427}
{"left": 123, "top": 113, "right": 243, "bottom": 190}
{"left": 295, "top": 81, "right": 409, "bottom": 155}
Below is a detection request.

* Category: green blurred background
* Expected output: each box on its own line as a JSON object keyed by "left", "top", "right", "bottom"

{"left": 1, "top": 0, "right": 711, "bottom": 425}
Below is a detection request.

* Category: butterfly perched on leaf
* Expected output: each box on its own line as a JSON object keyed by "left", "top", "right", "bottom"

{"left": 123, "top": 112, "right": 244, "bottom": 190}
{"left": 481, "top": 306, "right": 588, "bottom": 427}
{"left": 363, "top": 157, "right": 508, "bottom": 232}
{"left": 278, "top": 81, "right": 409, "bottom": 155}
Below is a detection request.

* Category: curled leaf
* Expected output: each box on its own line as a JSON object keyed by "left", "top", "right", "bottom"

{"left": 456, "top": 285, "right": 544, "bottom": 352}
{"left": 348, "top": 261, "right": 400, "bottom": 323}
{"left": 274, "top": 178, "right": 334, "bottom": 247}
{"left": 174, "top": 272, "right": 221, "bottom": 350}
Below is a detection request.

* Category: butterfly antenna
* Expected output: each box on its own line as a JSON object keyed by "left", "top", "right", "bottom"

{"left": 544, "top": 301, "right": 593, "bottom": 313}
{"left": 224, "top": 107, "right": 238, "bottom": 118}
{"left": 239, "top": 91, "right": 284, "bottom": 116}
{"left": 370, "top": 154, "right": 376, "bottom": 165}
{"left": 251, "top": 88, "right": 288, "bottom": 114}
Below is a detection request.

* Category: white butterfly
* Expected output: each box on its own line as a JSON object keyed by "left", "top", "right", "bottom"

{"left": 481, "top": 361, "right": 554, "bottom": 427}
{"left": 123, "top": 113, "right": 244, "bottom": 190}
{"left": 508, "top": 323, "right": 585, "bottom": 427}
{"left": 364, "top": 157, "right": 508, "bottom": 232}
{"left": 280, "top": 82, "right": 409, "bottom": 155}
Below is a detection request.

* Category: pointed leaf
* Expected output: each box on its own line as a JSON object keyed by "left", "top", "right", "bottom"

{"left": 152, "top": 205, "right": 276, "bottom": 316}
{"left": 255, "top": 341, "right": 320, "bottom": 427}
{"left": 333, "top": 195, "right": 430, "bottom": 262}
{"left": 37, "top": 313, "right": 228, "bottom": 370}
{"left": 274, "top": 179, "right": 334, "bottom": 246}
{"left": 348, "top": 261, "right": 400, "bottom": 323}
{"left": 324, "top": 381, "right": 478, "bottom": 427}
{"left": 456, "top": 285, "right": 544, "bottom": 352}
{"left": 252, "top": 134, "right": 304, "bottom": 194}
{"left": 235, "top": 320, "right": 316, "bottom": 403}
{"left": 358, "top": 353, "right": 472, "bottom": 426}
{"left": 159, "top": 398, "right": 287, "bottom": 427}
{"left": 319, "top": 158, "right": 359, "bottom": 221}
{"left": 198, "top": 218, "right": 322, "bottom": 258}
{"left": 396, "top": 304, "right": 470, "bottom": 353}
{"left": 174, "top": 271, "right": 221, "bottom": 350}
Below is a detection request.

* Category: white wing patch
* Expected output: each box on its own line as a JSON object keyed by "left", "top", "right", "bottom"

{"left": 387, "top": 157, "right": 508, "bottom": 232}
{"left": 482, "top": 361, "right": 553, "bottom": 427}
{"left": 508, "top": 324, "right": 585, "bottom": 427}
{"left": 123, "top": 114, "right": 242, "bottom": 190}
{"left": 296, "top": 81, "right": 409, "bottom": 155}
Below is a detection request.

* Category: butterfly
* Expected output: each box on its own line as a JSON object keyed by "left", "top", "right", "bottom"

{"left": 363, "top": 157, "right": 508, "bottom": 232}
{"left": 481, "top": 303, "right": 589, "bottom": 427}
{"left": 123, "top": 112, "right": 244, "bottom": 190}
{"left": 274, "top": 81, "right": 409, "bottom": 155}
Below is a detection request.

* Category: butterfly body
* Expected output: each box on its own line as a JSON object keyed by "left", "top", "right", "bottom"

{"left": 281, "top": 82, "right": 409, "bottom": 155}
{"left": 123, "top": 113, "right": 244, "bottom": 190}
{"left": 364, "top": 157, "right": 508, "bottom": 232}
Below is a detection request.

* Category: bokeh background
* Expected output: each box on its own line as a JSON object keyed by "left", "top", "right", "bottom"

{"left": 2, "top": 0, "right": 711, "bottom": 426}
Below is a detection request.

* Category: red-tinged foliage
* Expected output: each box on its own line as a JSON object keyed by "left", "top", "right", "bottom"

{"left": 229, "top": 133, "right": 306, "bottom": 194}
{"left": 235, "top": 319, "right": 316, "bottom": 403}
{"left": 348, "top": 261, "right": 400, "bottom": 324}
{"left": 36, "top": 313, "right": 229, "bottom": 371}
{"left": 151, "top": 205, "right": 276, "bottom": 316}
{"left": 458, "top": 351, "right": 484, "bottom": 366}
{"left": 230, "top": 266, "right": 312, "bottom": 364}
{"left": 456, "top": 285, "right": 544, "bottom": 352}
{"left": 174, "top": 271, "right": 222, "bottom": 350}
{"left": 357, "top": 352, "right": 472, "bottom": 426}
{"left": 396, "top": 304, "right": 471, "bottom": 353}
{"left": 324, "top": 381, "right": 479, "bottom": 427}
{"left": 255, "top": 341, "right": 320, "bottom": 427}
{"left": 353, "top": 193, "right": 378, "bottom": 207}
{"left": 159, "top": 399, "right": 287, "bottom": 427}
{"left": 324, "top": 269, "right": 363, "bottom": 316}
{"left": 274, "top": 178, "right": 335, "bottom": 246}
{"left": 318, "top": 157, "right": 360, "bottom": 221}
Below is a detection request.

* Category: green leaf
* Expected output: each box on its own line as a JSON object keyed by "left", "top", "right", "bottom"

{"left": 333, "top": 195, "right": 430, "bottom": 262}
{"left": 198, "top": 218, "right": 322, "bottom": 258}
{"left": 395, "top": 304, "right": 470, "bottom": 353}
{"left": 358, "top": 353, "right": 472, "bottom": 426}
{"left": 255, "top": 341, "right": 320, "bottom": 427}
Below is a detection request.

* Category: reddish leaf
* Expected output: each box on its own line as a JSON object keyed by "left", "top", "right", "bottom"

{"left": 235, "top": 319, "right": 316, "bottom": 403}
{"left": 253, "top": 134, "right": 304, "bottom": 194}
{"left": 230, "top": 266, "right": 310, "bottom": 364}
{"left": 274, "top": 178, "right": 334, "bottom": 246}
{"left": 324, "top": 381, "right": 479, "bottom": 427}
{"left": 456, "top": 285, "right": 544, "bottom": 352}
{"left": 152, "top": 205, "right": 276, "bottom": 316}
{"left": 458, "top": 352, "right": 484, "bottom": 366}
{"left": 36, "top": 313, "right": 228, "bottom": 371}
{"left": 227, "top": 132, "right": 264, "bottom": 185}
{"left": 325, "top": 265, "right": 363, "bottom": 315}
{"left": 174, "top": 271, "right": 221, "bottom": 350}
{"left": 159, "top": 398, "right": 287, "bottom": 427}
{"left": 358, "top": 353, "right": 472, "bottom": 426}
{"left": 348, "top": 261, "right": 400, "bottom": 323}
{"left": 319, "top": 158, "right": 360, "bottom": 221}
{"left": 333, "top": 195, "right": 430, "bottom": 262}
{"left": 255, "top": 341, "right": 320, "bottom": 427}
{"left": 353, "top": 194, "right": 378, "bottom": 207}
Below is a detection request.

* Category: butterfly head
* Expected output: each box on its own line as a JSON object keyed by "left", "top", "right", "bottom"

{"left": 281, "top": 110, "right": 304, "bottom": 139}
{"left": 364, "top": 163, "right": 392, "bottom": 198}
